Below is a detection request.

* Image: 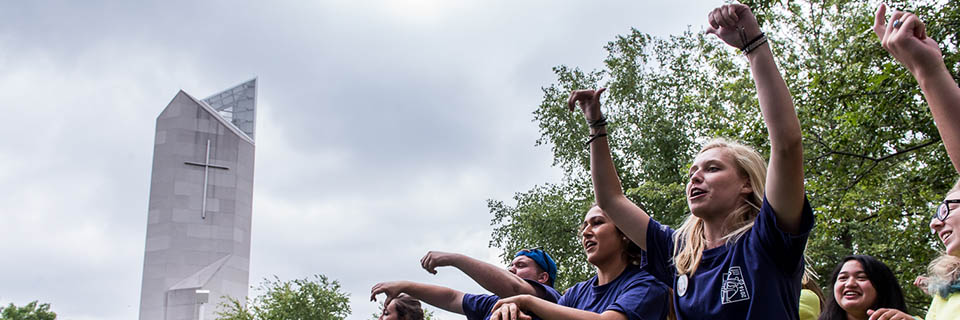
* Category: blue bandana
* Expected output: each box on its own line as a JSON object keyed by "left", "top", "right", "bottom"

{"left": 515, "top": 249, "right": 557, "bottom": 286}
{"left": 936, "top": 280, "right": 960, "bottom": 299}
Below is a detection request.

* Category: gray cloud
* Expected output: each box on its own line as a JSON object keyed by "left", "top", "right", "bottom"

{"left": 0, "top": 0, "right": 718, "bottom": 318}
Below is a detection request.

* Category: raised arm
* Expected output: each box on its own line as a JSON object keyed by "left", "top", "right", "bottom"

{"left": 569, "top": 89, "right": 651, "bottom": 249}
{"left": 707, "top": 4, "right": 805, "bottom": 232}
{"left": 874, "top": 4, "right": 960, "bottom": 174}
{"left": 371, "top": 281, "right": 465, "bottom": 314}
{"left": 421, "top": 251, "right": 542, "bottom": 297}
{"left": 490, "top": 295, "right": 627, "bottom": 320}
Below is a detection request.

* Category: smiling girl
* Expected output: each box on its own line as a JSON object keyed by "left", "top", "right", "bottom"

{"left": 819, "top": 255, "right": 912, "bottom": 320}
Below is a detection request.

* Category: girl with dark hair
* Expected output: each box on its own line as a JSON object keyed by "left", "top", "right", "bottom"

{"left": 488, "top": 206, "right": 670, "bottom": 320}
{"left": 379, "top": 294, "right": 425, "bottom": 320}
{"left": 819, "top": 255, "right": 912, "bottom": 320}
{"left": 873, "top": 3, "right": 960, "bottom": 319}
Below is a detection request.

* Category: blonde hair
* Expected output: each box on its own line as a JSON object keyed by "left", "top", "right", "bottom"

{"left": 801, "top": 256, "right": 825, "bottom": 310}
{"left": 925, "top": 178, "right": 960, "bottom": 298}
{"left": 672, "top": 139, "right": 767, "bottom": 275}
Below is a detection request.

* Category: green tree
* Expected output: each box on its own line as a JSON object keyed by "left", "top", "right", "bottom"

{"left": 217, "top": 274, "right": 350, "bottom": 320}
{"left": 489, "top": 0, "right": 960, "bottom": 314}
{"left": 0, "top": 301, "right": 56, "bottom": 320}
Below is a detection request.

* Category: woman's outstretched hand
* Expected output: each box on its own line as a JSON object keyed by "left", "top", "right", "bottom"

{"left": 489, "top": 295, "right": 534, "bottom": 320}
{"left": 706, "top": 4, "right": 762, "bottom": 49}
{"left": 568, "top": 88, "right": 606, "bottom": 123}
{"left": 873, "top": 3, "right": 943, "bottom": 77}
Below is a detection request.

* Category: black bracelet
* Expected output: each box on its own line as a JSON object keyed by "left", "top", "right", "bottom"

{"left": 584, "top": 133, "right": 607, "bottom": 148}
{"left": 589, "top": 116, "right": 608, "bottom": 128}
{"left": 742, "top": 33, "right": 767, "bottom": 55}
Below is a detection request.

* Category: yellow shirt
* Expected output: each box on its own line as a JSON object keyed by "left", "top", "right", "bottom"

{"left": 926, "top": 292, "right": 960, "bottom": 320}
{"left": 798, "top": 289, "right": 821, "bottom": 320}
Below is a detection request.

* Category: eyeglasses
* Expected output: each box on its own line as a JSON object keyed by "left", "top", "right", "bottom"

{"left": 934, "top": 199, "right": 960, "bottom": 221}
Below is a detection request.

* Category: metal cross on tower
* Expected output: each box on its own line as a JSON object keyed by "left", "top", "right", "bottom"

{"left": 184, "top": 139, "right": 229, "bottom": 219}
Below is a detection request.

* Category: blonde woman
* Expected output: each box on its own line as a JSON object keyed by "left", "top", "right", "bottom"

{"left": 873, "top": 3, "right": 960, "bottom": 319}
{"left": 567, "top": 3, "right": 812, "bottom": 319}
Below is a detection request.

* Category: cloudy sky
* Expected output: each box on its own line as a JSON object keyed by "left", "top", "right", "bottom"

{"left": 1, "top": 1, "right": 720, "bottom": 319}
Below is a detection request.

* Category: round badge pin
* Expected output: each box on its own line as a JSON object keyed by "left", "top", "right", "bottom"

{"left": 677, "top": 274, "right": 688, "bottom": 297}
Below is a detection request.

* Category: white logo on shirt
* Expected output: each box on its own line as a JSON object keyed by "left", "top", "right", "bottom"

{"left": 721, "top": 266, "right": 750, "bottom": 304}
{"left": 677, "top": 274, "right": 688, "bottom": 297}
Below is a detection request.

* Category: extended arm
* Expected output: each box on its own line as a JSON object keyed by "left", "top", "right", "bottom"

{"left": 874, "top": 4, "right": 960, "bottom": 174}
{"left": 421, "top": 251, "right": 541, "bottom": 297}
{"left": 370, "top": 281, "right": 465, "bottom": 314}
{"left": 569, "top": 89, "right": 652, "bottom": 249}
{"left": 490, "top": 295, "right": 627, "bottom": 320}
{"left": 707, "top": 4, "right": 805, "bottom": 232}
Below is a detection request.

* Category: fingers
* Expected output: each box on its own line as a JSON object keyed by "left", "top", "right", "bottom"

{"left": 370, "top": 283, "right": 382, "bottom": 301}
{"left": 884, "top": 10, "right": 907, "bottom": 45}
{"left": 567, "top": 89, "right": 605, "bottom": 112}
{"left": 495, "top": 306, "right": 509, "bottom": 320}
{"left": 421, "top": 253, "right": 437, "bottom": 274}
{"left": 882, "top": 10, "right": 929, "bottom": 50}
{"left": 705, "top": 26, "right": 718, "bottom": 35}
{"left": 900, "top": 14, "right": 927, "bottom": 40}
{"left": 567, "top": 91, "right": 581, "bottom": 111}
{"left": 591, "top": 88, "right": 607, "bottom": 107}
{"left": 498, "top": 303, "right": 518, "bottom": 320}
{"left": 868, "top": 308, "right": 910, "bottom": 320}
{"left": 491, "top": 301, "right": 503, "bottom": 313}
{"left": 898, "top": 14, "right": 921, "bottom": 38}
{"left": 873, "top": 3, "right": 887, "bottom": 38}
{"left": 518, "top": 312, "right": 533, "bottom": 320}
{"left": 568, "top": 90, "right": 591, "bottom": 110}
{"left": 709, "top": 4, "right": 748, "bottom": 30}
{"left": 707, "top": 8, "right": 721, "bottom": 31}
{"left": 723, "top": 5, "right": 737, "bottom": 26}
{"left": 490, "top": 301, "right": 516, "bottom": 320}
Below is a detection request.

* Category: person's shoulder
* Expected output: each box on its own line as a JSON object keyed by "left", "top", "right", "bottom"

{"left": 647, "top": 217, "right": 674, "bottom": 234}
{"left": 563, "top": 276, "right": 595, "bottom": 295}
{"left": 524, "top": 279, "right": 562, "bottom": 302}
{"left": 463, "top": 293, "right": 500, "bottom": 305}
{"left": 623, "top": 264, "right": 659, "bottom": 280}
{"left": 538, "top": 286, "right": 562, "bottom": 303}
{"left": 621, "top": 266, "right": 668, "bottom": 290}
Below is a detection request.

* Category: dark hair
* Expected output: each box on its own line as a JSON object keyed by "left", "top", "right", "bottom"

{"left": 819, "top": 255, "right": 907, "bottom": 320}
{"left": 578, "top": 205, "right": 645, "bottom": 267}
{"left": 392, "top": 294, "right": 424, "bottom": 320}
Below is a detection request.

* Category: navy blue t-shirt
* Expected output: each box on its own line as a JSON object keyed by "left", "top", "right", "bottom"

{"left": 557, "top": 264, "right": 669, "bottom": 320}
{"left": 461, "top": 279, "right": 562, "bottom": 320}
{"left": 645, "top": 196, "right": 814, "bottom": 320}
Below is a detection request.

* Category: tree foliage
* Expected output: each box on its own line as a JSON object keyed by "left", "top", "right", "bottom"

{"left": 217, "top": 274, "right": 350, "bottom": 320}
{"left": 0, "top": 301, "right": 56, "bottom": 320}
{"left": 489, "top": 0, "right": 960, "bottom": 314}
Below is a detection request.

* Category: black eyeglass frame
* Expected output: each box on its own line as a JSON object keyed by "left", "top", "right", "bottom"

{"left": 935, "top": 199, "right": 960, "bottom": 221}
